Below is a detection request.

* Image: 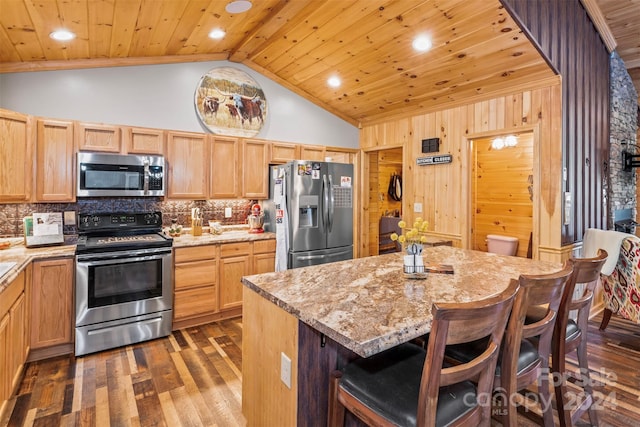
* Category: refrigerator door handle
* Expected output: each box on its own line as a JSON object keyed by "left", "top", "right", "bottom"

{"left": 322, "top": 174, "right": 330, "bottom": 230}
{"left": 328, "top": 174, "right": 335, "bottom": 232}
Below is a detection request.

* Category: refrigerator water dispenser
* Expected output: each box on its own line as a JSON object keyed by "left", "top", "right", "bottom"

{"left": 298, "top": 195, "right": 318, "bottom": 228}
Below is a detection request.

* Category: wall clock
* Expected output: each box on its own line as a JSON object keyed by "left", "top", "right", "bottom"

{"left": 194, "top": 66, "right": 267, "bottom": 137}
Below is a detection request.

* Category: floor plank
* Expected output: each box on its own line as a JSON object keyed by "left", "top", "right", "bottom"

{"left": 2, "top": 315, "right": 639, "bottom": 426}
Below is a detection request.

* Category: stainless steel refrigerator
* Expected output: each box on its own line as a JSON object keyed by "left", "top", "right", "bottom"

{"left": 264, "top": 160, "right": 354, "bottom": 269}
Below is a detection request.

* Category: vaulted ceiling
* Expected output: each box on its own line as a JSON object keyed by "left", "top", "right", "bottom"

{"left": 0, "top": 1, "right": 636, "bottom": 126}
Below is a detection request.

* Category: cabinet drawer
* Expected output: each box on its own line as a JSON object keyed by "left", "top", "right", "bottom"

{"left": 253, "top": 239, "right": 276, "bottom": 254}
{"left": 175, "top": 245, "right": 217, "bottom": 263}
{"left": 220, "top": 242, "right": 251, "bottom": 258}
{"left": 174, "top": 286, "right": 217, "bottom": 320}
{"left": 175, "top": 260, "right": 217, "bottom": 290}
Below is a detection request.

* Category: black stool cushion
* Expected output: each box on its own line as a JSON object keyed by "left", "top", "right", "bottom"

{"left": 340, "top": 342, "right": 477, "bottom": 427}
{"left": 526, "top": 307, "right": 581, "bottom": 342}
{"left": 445, "top": 338, "right": 539, "bottom": 377}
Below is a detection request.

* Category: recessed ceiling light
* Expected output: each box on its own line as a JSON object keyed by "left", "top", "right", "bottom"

{"left": 327, "top": 76, "right": 341, "bottom": 88}
{"left": 208, "top": 29, "right": 226, "bottom": 39}
{"left": 49, "top": 30, "right": 75, "bottom": 41}
{"left": 225, "top": 1, "right": 252, "bottom": 14}
{"left": 412, "top": 35, "right": 432, "bottom": 52}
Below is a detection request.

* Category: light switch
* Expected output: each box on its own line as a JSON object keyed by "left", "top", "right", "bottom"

{"left": 414, "top": 203, "right": 422, "bottom": 213}
{"left": 280, "top": 352, "right": 292, "bottom": 389}
{"left": 224, "top": 207, "right": 232, "bottom": 218}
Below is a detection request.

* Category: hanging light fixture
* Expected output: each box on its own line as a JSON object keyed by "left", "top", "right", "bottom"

{"left": 491, "top": 137, "right": 505, "bottom": 150}
{"left": 505, "top": 135, "right": 518, "bottom": 147}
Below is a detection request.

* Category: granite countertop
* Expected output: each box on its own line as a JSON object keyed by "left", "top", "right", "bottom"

{"left": 0, "top": 237, "right": 77, "bottom": 293}
{"left": 0, "top": 227, "right": 275, "bottom": 294}
{"left": 171, "top": 227, "right": 275, "bottom": 248}
{"left": 242, "top": 246, "right": 562, "bottom": 358}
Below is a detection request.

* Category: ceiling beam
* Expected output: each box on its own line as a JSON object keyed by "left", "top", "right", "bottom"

{"left": 580, "top": 0, "right": 617, "bottom": 52}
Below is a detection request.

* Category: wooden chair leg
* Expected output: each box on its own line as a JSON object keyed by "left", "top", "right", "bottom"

{"left": 599, "top": 308, "right": 612, "bottom": 331}
{"left": 553, "top": 350, "right": 572, "bottom": 427}
{"left": 576, "top": 338, "right": 598, "bottom": 426}
{"left": 328, "top": 371, "right": 345, "bottom": 427}
{"left": 539, "top": 362, "right": 555, "bottom": 427}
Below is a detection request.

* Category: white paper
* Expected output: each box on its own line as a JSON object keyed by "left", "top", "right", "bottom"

{"left": 32, "top": 213, "right": 62, "bottom": 236}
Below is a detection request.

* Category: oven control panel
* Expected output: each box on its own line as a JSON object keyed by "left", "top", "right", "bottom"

{"left": 78, "top": 212, "right": 163, "bottom": 231}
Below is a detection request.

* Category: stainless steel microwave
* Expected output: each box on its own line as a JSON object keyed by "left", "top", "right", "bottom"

{"left": 77, "top": 153, "right": 165, "bottom": 197}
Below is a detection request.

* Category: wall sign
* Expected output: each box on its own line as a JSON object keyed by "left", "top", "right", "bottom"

{"left": 416, "top": 154, "right": 453, "bottom": 166}
{"left": 194, "top": 66, "right": 267, "bottom": 137}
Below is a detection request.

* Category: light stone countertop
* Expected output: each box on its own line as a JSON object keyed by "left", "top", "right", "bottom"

{"left": 242, "top": 245, "right": 562, "bottom": 357}
{"left": 0, "top": 228, "right": 275, "bottom": 294}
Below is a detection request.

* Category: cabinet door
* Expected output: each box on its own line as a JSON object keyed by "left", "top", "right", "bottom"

{"left": 75, "top": 122, "right": 121, "bottom": 152}
{"left": 242, "top": 139, "right": 270, "bottom": 198}
{"left": 271, "top": 141, "right": 299, "bottom": 164}
{"left": 8, "top": 293, "right": 25, "bottom": 392}
{"left": 0, "top": 109, "right": 33, "bottom": 202}
{"left": 124, "top": 126, "right": 165, "bottom": 155}
{"left": 31, "top": 258, "right": 74, "bottom": 349}
{"left": 219, "top": 254, "right": 250, "bottom": 310}
{"left": 0, "top": 313, "right": 8, "bottom": 405}
{"left": 36, "top": 119, "right": 75, "bottom": 202}
{"left": 211, "top": 136, "right": 240, "bottom": 198}
{"left": 325, "top": 149, "right": 356, "bottom": 164}
{"left": 166, "top": 131, "right": 209, "bottom": 199}
{"left": 299, "top": 144, "right": 326, "bottom": 161}
{"left": 253, "top": 253, "right": 276, "bottom": 275}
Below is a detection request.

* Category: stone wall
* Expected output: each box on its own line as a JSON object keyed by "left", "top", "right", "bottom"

{"left": 609, "top": 51, "right": 639, "bottom": 229}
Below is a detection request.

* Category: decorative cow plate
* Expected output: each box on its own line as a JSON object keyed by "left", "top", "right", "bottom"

{"left": 194, "top": 66, "right": 266, "bottom": 137}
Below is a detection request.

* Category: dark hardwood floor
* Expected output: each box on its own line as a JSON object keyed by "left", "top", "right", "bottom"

{"left": 1, "top": 313, "right": 639, "bottom": 427}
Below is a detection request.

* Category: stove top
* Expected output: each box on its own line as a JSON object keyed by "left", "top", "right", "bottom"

{"left": 76, "top": 212, "right": 172, "bottom": 254}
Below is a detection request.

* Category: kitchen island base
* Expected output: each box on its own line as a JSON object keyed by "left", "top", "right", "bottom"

{"left": 242, "top": 288, "right": 357, "bottom": 426}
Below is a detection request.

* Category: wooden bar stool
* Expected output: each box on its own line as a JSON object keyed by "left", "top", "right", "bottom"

{"left": 446, "top": 265, "right": 573, "bottom": 426}
{"left": 327, "top": 279, "right": 519, "bottom": 427}
{"left": 553, "top": 249, "right": 608, "bottom": 427}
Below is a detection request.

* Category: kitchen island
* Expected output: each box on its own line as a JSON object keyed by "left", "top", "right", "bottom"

{"left": 241, "top": 246, "right": 561, "bottom": 426}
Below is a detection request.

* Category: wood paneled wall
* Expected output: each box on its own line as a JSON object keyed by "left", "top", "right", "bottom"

{"left": 502, "top": 0, "right": 611, "bottom": 245}
{"left": 360, "top": 82, "right": 563, "bottom": 261}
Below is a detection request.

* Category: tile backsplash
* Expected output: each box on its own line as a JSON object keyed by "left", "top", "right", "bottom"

{"left": 0, "top": 198, "right": 258, "bottom": 237}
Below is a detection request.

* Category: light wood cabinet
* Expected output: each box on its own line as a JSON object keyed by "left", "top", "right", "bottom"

{"left": 271, "top": 141, "right": 300, "bottom": 164}
{"left": 124, "top": 126, "right": 165, "bottom": 155}
{"left": 211, "top": 136, "right": 240, "bottom": 199}
{"left": 242, "top": 139, "right": 270, "bottom": 199}
{"left": 173, "top": 245, "right": 218, "bottom": 325}
{"left": 220, "top": 242, "right": 252, "bottom": 311}
{"left": 166, "top": 131, "right": 209, "bottom": 199}
{"left": 325, "top": 148, "right": 357, "bottom": 164}
{"left": 253, "top": 239, "right": 276, "bottom": 274}
{"left": 0, "top": 109, "right": 33, "bottom": 203}
{"left": 30, "top": 258, "right": 74, "bottom": 350}
{"left": 35, "top": 119, "right": 75, "bottom": 202}
{"left": 299, "top": 144, "right": 326, "bottom": 161}
{"left": 75, "top": 121, "right": 121, "bottom": 152}
{"left": 1, "top": 269, "right": 28, "bottom": 416}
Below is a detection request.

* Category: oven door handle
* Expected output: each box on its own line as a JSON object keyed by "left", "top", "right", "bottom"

{"left": 76, "top": 251, "right": 170, "bottom": 264}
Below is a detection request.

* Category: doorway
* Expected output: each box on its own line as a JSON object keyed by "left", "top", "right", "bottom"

{"left": 365, "top": 147, "right": 403, "bottom": 256}
{"left": 470, "top": 132, "right": 534, "bottom": 257}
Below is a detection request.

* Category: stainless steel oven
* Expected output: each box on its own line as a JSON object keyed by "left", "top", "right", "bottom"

{"left": 75, "top": 212, "right": 173, "bottom": 356}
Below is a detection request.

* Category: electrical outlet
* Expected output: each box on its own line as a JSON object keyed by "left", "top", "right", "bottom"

{"left": 64, "top": 211, "right": 76, "bottom": 225}
{"left": 280, "top": 352, "right": 292, "bottom": 389}
{"left": 414, "top": 202, "right": 423, "bottom": 213}
{"left": 224, "top": 207, "right": 232, "bottom": 218}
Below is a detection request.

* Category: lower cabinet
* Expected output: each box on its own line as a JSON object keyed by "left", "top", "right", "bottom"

{"left": 173, "top": 245, "right": 218, "bottom": 329}
{"left": 173, "top": 239, "right": 276, "bottom": 329}
{"left": 1, "top": 268, "right": 28, "bottom": 418}
{"left": 30, "top": 258, "right": 74, "bottom": 359}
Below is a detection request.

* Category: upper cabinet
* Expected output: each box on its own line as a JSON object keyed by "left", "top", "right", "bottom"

{"left": 0, "top": 109, "right": 33, "bottom": 203}
{"left": 242, "top": 139, "right": 270, "bottom": 199}
{"left": 299, "top": 144, "right": 326, "bottom": 161}
{"left": 270, "top": 141, "right": 299, "bottom": 164}
{"left": 166, "top": 131, "right": 209, "bottom": 199}
{"left": 210, "top": 136, "right": 240, "bottom": 199}
{"left": 75, "top": 122, "right": 121, "bottom": 153}
{"left": 36, "top": 119, "right": 75, "bottom": 202}
{"left": 124, "top": 126, "right": 165, "bottom": 155}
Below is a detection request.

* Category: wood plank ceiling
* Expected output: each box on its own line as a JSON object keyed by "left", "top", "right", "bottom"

{"left": 0, "top": 0, "right": 575, "bottom": 126}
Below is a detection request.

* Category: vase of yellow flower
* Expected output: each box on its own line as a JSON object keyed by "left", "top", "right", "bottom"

{"left": 390, "top": 217, "right": 430, "bottom": 278}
